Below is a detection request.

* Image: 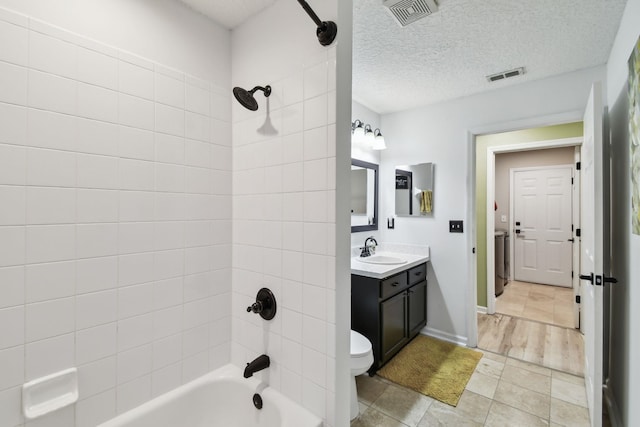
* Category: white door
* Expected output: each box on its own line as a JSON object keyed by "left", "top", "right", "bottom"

{"left": 513, "top": 166, "right": 573, "bottom": 286}
{"left": 581, "top": 82, "right": 605, "bottom": 427}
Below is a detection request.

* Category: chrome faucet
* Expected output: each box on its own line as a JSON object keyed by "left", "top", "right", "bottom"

{"left": 244, "top": 354, "right": 270, "bottom": 378}
{"left": 360, "top": 236, "right": 378, "bottom": 257}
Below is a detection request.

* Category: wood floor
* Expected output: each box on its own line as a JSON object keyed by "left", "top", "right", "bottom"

{"left": 496, "top": 280, "right": 574, "bottom": 328}
{"left": 477, "top": 312, "right": 584, "bottom": 376}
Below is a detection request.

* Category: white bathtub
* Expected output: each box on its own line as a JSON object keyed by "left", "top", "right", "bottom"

{"left": 98, "top": 364, "right": 322, "bottom": 427}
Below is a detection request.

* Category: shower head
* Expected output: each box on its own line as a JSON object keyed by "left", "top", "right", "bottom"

{"left": 232, "top": 85, "right": 272, "bottom": 111}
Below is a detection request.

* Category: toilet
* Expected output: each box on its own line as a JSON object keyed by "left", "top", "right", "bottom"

{"left": 350, "top": 330, "right": 374, "bottom": 420}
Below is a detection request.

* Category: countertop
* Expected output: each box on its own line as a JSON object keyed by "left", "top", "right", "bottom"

{"left": 350, "top": 252, "right": 430, "bottom": 279}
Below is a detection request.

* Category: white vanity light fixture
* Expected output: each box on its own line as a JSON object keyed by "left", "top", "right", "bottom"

{"left": 363, "top": 124, "right": 375, "bottom": 146}
{"left": 372, "top": 128, "right": 386, "bottom": 150}
{"left": 351, "top": 120, "right": 387, "bottom": 150}
{"left": 351, "top": 119, "right": 366, "bottom": 145}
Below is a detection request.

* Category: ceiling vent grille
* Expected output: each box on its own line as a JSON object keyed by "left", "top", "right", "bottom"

{"left": 383, "top": 0, "right": 439, "bottom": 27}
{"left": 486, "top": 67, "right": 526, "bottom": 83}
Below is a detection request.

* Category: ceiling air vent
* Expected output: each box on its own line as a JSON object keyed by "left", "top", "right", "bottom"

{"left": 383, "top": 0, "right": 439, "bottom": 27}
{"left": 486, "top": 67, "right": 526, "bottom": 83}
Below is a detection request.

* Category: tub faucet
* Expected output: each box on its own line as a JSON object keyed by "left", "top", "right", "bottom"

{"left": 360, "top": 236, "right": 378, "bottom": 257}
{"left": 244, "top": 354, "right": 270, "bottom": 378}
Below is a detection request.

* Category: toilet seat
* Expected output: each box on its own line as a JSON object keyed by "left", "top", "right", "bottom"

{"left": 350, "top": 330, "right": 372, "bottom": 358}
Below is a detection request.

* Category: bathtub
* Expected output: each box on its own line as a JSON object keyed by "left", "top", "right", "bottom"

{"left": 98, "top": 364, "right": 322, "bottom": 427}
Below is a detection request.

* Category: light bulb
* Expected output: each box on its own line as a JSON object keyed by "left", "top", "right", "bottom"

{"left": 364, "top": 124, "right": 374, "bottom": 147}
{"left": 372, "top": 128, "right": 386, "bottom": 150}
{"left": 352, "top": 120, "right": 365, "bottom": 145}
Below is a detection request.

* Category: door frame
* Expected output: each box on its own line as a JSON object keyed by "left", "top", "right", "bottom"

{"left": 466, "top": 110, "right": 583, "bottom": 348}
{"left": 509, "top": 164, "right": 575, "bottom": 287}
{"left": 485, "top": 136, "right": 582, "bottom": 314}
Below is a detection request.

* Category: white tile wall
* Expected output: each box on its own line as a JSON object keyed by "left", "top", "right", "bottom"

{"left": 231, "top": 49, "right": 338, "bottom": 425}
{"left": 0, "top": 8, "right": 232, "bottom": 427}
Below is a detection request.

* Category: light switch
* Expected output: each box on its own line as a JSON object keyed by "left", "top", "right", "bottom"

{"left": 501, "top": 215, "right": 507, "bottom": 223}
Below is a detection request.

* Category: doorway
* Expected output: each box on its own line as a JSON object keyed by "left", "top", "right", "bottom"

{"left": 484, "top": 139, "right": 582, "bottom": 326}
{"left": 494, "top": 161, "right": 577, "bottom": 329}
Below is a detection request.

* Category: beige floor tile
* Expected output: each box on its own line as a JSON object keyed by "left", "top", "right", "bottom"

{"left": 500, "top": 364, "right": 551, "bottom": 395}
{"left": 356, "top": 375, "right": 388, "bottom": 406}
{"left": 417, "top": 410, "right": 482, "bottom": 426}
{"left": 465, "top": 371, "right": 499, "bottom": 400}
{"left": 506, "top": 357, "right": 552, "bottom": 377}
{"left": 551, "top": 377, "right": 588, "bottom": 408}
{"left": 352, "top": 407, "right": 409, "bottom": 427}
{"left": 493, "top": 380, "right": 550, "bottom": 419}
{"left": 484, "top": 401, "right": 549, "bottom": 427}
{"left": 474, "top": 357, "right": 505, "bottom": 379}
{"left": 496, "top": 280, "right": 575, "bottom": 329}
{"left": 478, "top": 350, "right": 507, "bottom": 364}
{"left": 551, "top": 370, "right": 584, "bottom": 384}
{"left": 550, "top": 398, "right": 590, "bottom": 426}
{"left": 371, "top": 384, "right": 433, "bottom": 427}
{"left": 418, "top": 390, "right": 490, "bottom": 426}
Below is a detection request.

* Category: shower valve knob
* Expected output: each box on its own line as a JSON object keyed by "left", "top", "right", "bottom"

{"left": 246, "top": 302, "right": 263, "bottom": 314}
{"left": 246, "top": 288, "right": 277, "bottom": 321}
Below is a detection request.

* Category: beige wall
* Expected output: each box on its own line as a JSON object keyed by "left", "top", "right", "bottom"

{"left": 494, "top": 147, "right": 576, "bottom": 230}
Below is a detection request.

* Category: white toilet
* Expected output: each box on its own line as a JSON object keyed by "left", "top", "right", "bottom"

{"left": 350, "top": 330, "right": 374, "bottom": 420}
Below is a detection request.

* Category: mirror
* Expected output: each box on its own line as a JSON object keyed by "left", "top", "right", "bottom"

{"left": 395, "top": 162, "right": 435, "bottom": 216}
{"left": 351, "top": 159, "right": 378, "bottom": 232}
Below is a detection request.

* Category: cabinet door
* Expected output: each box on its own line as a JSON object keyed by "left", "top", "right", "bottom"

{"left": 407, "top": 281, "right": 427, "bottom": 338}
{"left": 380, "top": 291, "right": 407, "bottom": 363}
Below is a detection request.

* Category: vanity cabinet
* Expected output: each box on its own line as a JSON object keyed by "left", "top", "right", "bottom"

{"left": 352, "top": 262, "right": 427, "bottom": 374}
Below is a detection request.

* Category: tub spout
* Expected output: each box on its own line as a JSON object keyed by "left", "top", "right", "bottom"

{"left": 244, "top": 354, "right": 270, "bottom": 378}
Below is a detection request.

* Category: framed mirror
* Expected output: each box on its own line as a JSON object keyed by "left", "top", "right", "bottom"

{"left": 351, "top": 159, "right": 378, "bottom": 232}
{"left": 395, "top": 162, "right": 435, "bottom": 216}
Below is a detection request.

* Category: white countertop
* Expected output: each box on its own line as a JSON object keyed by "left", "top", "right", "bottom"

{"left": 351, "top": 252, "right": 430, "bottom": 279}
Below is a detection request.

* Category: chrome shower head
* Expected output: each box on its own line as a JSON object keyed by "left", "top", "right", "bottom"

{"left": 232, "top": 85, "right": 271, "bottom": 111}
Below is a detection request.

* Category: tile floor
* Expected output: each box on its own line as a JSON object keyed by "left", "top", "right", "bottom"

{"left": 495, "top": 281, "right": 574, "bottom": 328}
{"left": 351, "top": 349, "right": 591, "bottom": 427}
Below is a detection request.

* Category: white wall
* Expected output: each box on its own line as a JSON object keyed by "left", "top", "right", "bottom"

{"left": 605, "top": 0, "right": 640, "bottom": 424}
{"left": 379, "top": 65, "right": 605, "bottom": 344}
{"left": 0, "top": 0, "right": 230, "bottom": 82}
{"left": 0, "top": 4, "right": 232, "bottom": 427}
{"left": 230, "top": 1, "right": 351, "bottom": 425}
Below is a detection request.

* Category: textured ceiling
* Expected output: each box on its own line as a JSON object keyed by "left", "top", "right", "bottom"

{"left": 354, "top": 0, "right": 627, "bottom": 113}
{"left": 178, "top": 0, "right": 276, "bottom": 28}
{"left": 178, "top": 0, "right": 628, "bottom": 114}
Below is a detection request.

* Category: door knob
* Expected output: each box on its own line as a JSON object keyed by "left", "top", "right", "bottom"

{"left": 579, "top": 273, "right": 594, "bottom": 284}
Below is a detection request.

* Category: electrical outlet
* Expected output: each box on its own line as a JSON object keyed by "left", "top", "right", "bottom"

{"left": 501, "top": 215, "right": 507, "bottom": 223}
{"left": 449, "top": 220, "right": 463, "bottom": 233}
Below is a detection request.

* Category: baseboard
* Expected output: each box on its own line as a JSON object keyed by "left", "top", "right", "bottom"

{"left": 477, "top": 306, "right": 487, "bottom": 314}
{"left": 421, "top": 326, "right": 468, "bottom": 347}
{"left": 603, "top": 380, "right": 622, "bottom": 427}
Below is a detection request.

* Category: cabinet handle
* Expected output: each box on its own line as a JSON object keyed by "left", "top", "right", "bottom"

{"left": 413, "top": 272, "right": 421, "bottom": 276}
{"left": 391, "top": 282, "right": 399, "bottom": 287}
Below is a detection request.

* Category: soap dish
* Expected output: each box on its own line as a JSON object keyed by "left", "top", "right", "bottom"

{"left": 22, "top": 368, "right": 78, "bottom": 419}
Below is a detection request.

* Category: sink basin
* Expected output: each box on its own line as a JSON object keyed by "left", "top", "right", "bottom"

{"left": 357, "top": 255, "right": 407, "bottom": 265}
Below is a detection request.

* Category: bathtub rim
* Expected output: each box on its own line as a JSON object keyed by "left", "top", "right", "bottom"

{"left": 97, "top": 364, "right": 322, "bottom": 427}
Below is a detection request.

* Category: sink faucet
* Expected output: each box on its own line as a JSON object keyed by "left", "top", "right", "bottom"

{"left": 244, "top": 354, "right": 270, "bottom": 378}
{"left": 360, "top": 236, "right": 378, "bottom": 257}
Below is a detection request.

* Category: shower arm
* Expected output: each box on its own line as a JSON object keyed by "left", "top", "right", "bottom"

{"left": 250, "top": 85, "right": 272, "bottom": 97}
{"left": 296, "top": 0, "right": 323, "bottom": 27}
{"left": 295, "top": 0, "right": 337, "bottom": 47}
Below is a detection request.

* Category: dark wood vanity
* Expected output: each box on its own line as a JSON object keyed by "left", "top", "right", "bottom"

{"left": 351, "top": 262, "right": 428, "bottom": 374}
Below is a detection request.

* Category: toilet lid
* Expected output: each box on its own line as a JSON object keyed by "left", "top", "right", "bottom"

{"left": 351, "top": 330, "right": 372, "bottom": 357}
